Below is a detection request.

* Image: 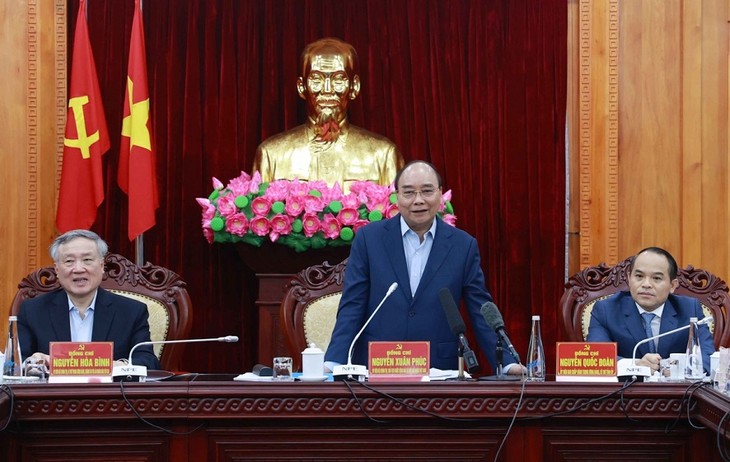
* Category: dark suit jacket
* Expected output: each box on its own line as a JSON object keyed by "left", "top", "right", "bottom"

{"left": 17, "top": 288, "right": 160, "bottom": 370}
{"left": 587, "top": 291, "right": 713, "bottom": 373}
{"left": 324, "top": 215, "right": 516, "bottom": 371}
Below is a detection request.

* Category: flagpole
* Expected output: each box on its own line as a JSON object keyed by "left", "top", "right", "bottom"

{"left": 135, "top": 235, "right": 144, "bottom": 266}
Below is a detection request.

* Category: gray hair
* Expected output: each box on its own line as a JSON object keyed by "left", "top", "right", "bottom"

{"left": 50, "top": 229, "right": 109, "bottom": 262}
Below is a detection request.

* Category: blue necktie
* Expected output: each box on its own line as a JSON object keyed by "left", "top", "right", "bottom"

{"left": 641, "top": 312, "right": 656, "bottom": 353}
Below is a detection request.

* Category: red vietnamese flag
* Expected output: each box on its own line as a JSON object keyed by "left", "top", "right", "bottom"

{"left": 118, "top": 0, "right": 158, "bottom": 241}
{"left": 56, "top": 0, "right": 110, "bottom": 232}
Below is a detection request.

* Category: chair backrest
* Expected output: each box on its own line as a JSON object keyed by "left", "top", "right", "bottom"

{"left": 280, "top": 259, "right": 347, "bottom": 370}
{"left": 9, "top": 253, "right": 193, "bottom": 371}
{"left": 560, "top": 257, "right": 730, "bottom": 349}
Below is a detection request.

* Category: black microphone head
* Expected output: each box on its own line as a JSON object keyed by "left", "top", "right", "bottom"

{"left": 439, "top": 288, "right": 467, "bottom": 336}
{"left": 480, "top": 302, "right": 505, "bottom": 330}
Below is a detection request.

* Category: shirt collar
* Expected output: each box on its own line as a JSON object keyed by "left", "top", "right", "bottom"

{"left": 635, "top": 302, "right": 665, "bottom": 318}
{"left": 399, "top": 215, "right": 438, "bottom": 239}
{"left": 66, "top": 290, "right": 99, "bottom": 312}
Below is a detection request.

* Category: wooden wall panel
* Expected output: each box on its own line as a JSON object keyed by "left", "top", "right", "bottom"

{"left": 0, "top": 1, "right": 64, "bottom": 332}
{"left": 569, "top": 0, "right": 730, "bottom": 282}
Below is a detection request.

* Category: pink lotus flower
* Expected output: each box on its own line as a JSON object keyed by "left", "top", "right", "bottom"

{"left": 352, "top": 219, "right": 370, "bottom": 232}
{"left": 212, "top": 177, "right": 225, "bottom": 190}
{"left": 321, "top": 214, "right": 342, "bottom": 239}
{"left": 302, "top": 212, "right": 321, "bottom": 237}
{"left": 269, "top": 215, "right": 292, "bottom": 241}
{"left": 341, "top": 193, "right": 361, "bottom": 209}
{"left": 226, "top": 213, "right": 249, "bottom": 236}
{"left": 366, "top": 195, "right": 390, "bottom": 214}
{"left": 320, "top": 182, "right": 343, "bottom": 204}
{"left": 442, "top": 214, "right": 457, "bottom": 226}
{"left": 384, "top": 203, "right": 399, "bottom": 219}
{"left": 337, "top": 208, "right": 359, "bottom": 226}
{"left": 249, "top": 216, "right": 270, "bottom": 236}
{"left": 251, "top": 196, "right": 273, "bottom": 216}
{"left": 203, "top": 227, "right": 214, "bottom": 243}
{"left": 284, "top": 195, "right": 305, "bottom": 217}
{"left": 303, "top": 195, "right": 326, "bottom": 213}
{"left": 196, "top": 198, "right": 216, "bottom": 221}
{"left": 217, "top": 194, "right": 238, "bottom": 217}
{"left": 265, "top": 180, "right": 291, "bottom": 202}
{"left": 288, "top": 180, "right": 311, "bottom": 197}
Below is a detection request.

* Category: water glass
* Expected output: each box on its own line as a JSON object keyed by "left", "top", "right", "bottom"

{"left": 272, "top": 356, "right": 293, "bottom": 381}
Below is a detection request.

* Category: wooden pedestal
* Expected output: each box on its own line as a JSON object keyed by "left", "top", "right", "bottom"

{"left": 235, "top": 242, "right": 350, "bottom": 367}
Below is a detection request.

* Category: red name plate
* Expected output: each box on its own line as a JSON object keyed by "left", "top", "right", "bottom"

{"left": 49, "top": 342, "right": 114, "bottom": 377}
{"left": 368, "top": 341, "right": 430, "bottom": 382}
{"left": 556, "top": 342, "right": 617, "bottom": 382}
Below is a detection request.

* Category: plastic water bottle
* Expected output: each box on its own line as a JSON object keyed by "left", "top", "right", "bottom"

{"left": 526, "top": 315, "right": 546, "bottom": 382}
{"left": 4, "top": 316, "right": 22, "bottom": 377}
{"left": 684, "top": 317, "right": 704, "bottom": 380}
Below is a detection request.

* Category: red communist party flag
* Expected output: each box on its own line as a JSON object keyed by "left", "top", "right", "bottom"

{"left": 56, "top": 0, "right": 110, "bottom": 232}
{"left": 119, "top": 0, "right": 159, "bottom": 241}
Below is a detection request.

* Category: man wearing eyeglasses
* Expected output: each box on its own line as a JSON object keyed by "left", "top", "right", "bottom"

{"left": 325, "top": 160, "right": 523, "bottom": 375}
{"left": 17, "top": 229, "right": 159, "bottom": 371}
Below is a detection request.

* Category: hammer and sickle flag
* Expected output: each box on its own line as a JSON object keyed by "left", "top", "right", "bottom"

{"left": 119, "top": 0, "right": 159, "bottom": 241}
{"left": 56, "top": 0, "right": 110, "bottom": 232}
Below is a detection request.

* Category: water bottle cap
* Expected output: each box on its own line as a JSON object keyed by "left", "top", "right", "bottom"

{"left": 690, "top": 317, "right": 698, "bottom": 322}
{"left": 532, "top": 315, "right": 540, "bottom": 320}
{"left": 8, "top": 316, "right": 17, "bottom": 321}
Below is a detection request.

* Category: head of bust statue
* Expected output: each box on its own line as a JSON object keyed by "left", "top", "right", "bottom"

{"left": 296, "top": 38, "right": 361, "bottom": 142}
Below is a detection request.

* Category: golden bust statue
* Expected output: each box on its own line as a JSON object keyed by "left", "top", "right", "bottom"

{"left": 252, "top": 38, "right": 404, "bottom": 190}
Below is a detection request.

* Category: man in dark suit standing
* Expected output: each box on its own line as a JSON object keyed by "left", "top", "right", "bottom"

{"left": 324, "top": 160, "right": 523, "bottom": 374}
{"left": 587, "top": 247, "right": 713, "bottom": 374}
{"left": 18, "top": 229, "right": 159, "bottom": 370}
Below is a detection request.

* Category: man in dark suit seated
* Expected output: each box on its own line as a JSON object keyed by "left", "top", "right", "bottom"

{"left": 18, "top": 229, "right": 160, "bottom": 370}
{"left": 324, "top": 160, "right": 523, "bottom": 374}
{"left": 587, "top": 246, "right": 713, "bottom": 374}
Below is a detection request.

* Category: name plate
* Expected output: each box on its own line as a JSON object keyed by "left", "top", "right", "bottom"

{"left": 49, "top": 342, "right": 114, "bottom": 383}
{"left": 368, "top": 341, "right": 429, "bottom": 382}
{"left": 555, "top": 342, "right": 618, "bottom": 382}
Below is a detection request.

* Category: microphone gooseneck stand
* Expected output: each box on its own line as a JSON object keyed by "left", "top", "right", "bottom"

{"left": 457, "top": 343, "right": 466, "bottom": 380}
{"left": 480, "top": 335, "right": 521, "bottom": 381}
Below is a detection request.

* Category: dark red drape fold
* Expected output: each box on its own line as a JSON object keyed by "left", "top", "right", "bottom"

{"left": 69, "top": 0, "right": 566, "bottom": 373}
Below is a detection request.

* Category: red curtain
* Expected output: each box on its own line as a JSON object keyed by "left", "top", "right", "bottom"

{"left": 70, "top": 0, "right": 567, "bottom": 373}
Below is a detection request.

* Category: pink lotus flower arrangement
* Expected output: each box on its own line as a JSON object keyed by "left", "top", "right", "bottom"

{"left": 198, "top": 171, "right": 456, "bottom": 252}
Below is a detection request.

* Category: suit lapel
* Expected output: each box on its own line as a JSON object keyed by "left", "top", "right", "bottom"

{"left": 383, "top": 216, "right": 412, "bottom": 300}
{"left": 91, "top": 288, "right": 114, "bottom": 341}
{"left": 620, "top": 296, "right": 651, "bottom": 356}
{"left": 50, "top": 291, "right": 72, "bottom": 341}
{"left": 657, "top": 299, "right": 679, "bottom": 357}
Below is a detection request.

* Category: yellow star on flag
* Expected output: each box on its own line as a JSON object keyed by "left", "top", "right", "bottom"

{"left": 121, "top": 76, "right": 151, "bottom": 150}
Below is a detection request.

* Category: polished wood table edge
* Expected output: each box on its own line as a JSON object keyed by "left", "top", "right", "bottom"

{"left": 0, "top": 379, "right": 710, "bottom": 422}
{"left": 695, "top": 386, "right": 730, "bottom": 440}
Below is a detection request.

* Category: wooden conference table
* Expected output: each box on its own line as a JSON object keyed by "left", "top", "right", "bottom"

{"left": 0, "top": 375, "right": 728, "bottom": 461}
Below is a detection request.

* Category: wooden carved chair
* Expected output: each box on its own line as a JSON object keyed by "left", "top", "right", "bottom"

{"left": 280, "top": 259, "right": 347, "bottom": 371}
{"left": 10, "top": 253, "right": 193, "bottom": 371}
{"left": 560, "top": 257, "right": 730, "bottom": 349}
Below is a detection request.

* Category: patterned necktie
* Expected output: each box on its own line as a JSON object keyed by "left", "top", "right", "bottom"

{"left": 641, "top": 312, "right": 656, "bottom": 353}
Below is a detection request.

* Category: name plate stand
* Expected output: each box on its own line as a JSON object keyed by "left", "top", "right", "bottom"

{"left": 368, "top": 341, "right": 430, "bottom": 383}
{"left": 49, "top": 342, "right": 114, "bottom": 383}
{"left": 555, "top": 342, "right": 618, "bottom": 382}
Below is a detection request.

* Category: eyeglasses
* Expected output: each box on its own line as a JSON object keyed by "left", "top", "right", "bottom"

{"left": 398, "top": 188, "right": 439, "bottom": 200}
{"left": 59, "top": 257, "right": 101, "bottom": 269}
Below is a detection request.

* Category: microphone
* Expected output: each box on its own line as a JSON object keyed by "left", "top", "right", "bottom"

{"left": 480, "top": 302, "right": 521, "bottom": 364}
{"left": 619, "top": 316, "right": 712, "bottom": 380}
{"left": 113, "top": 335, "right": 239, "bottom": 382}
{"left": 438, "top": 288, "right": 479, "bottom": 375}
{"left": 332, "top": 282, "right": 398, "bottom": 380}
